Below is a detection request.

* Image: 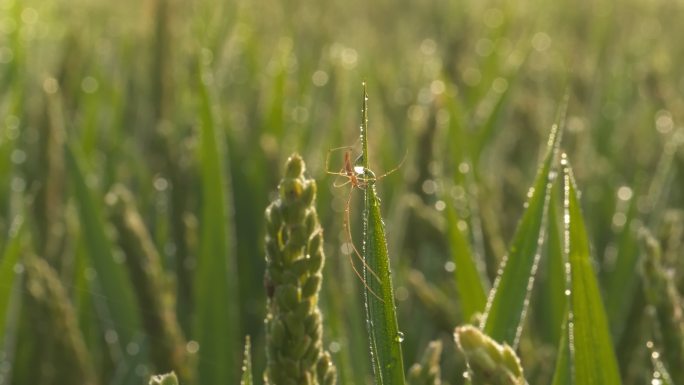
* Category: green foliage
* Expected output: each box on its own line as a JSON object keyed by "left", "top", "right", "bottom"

{"left": 444, "top": 191, "right": 486, "bottom": 322}
{"left": 563, "top": 159, "right": 622, "bottom": 385}
{"left": 194, "top": 59, "right": 241, "bottom": 385}
{"left": 360, "top": 86, "right": 406, "bottom": 385}
{"left": 1, "top": 0, "right": 683, "bottom": 384}
{"left": 241, "top": 336, "right": 254, "bottom": 385}
{"left": 481, "top": 114, "right": 563, "bottom": 346}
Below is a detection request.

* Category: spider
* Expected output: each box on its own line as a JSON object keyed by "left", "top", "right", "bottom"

{"left": 325, "top": 145, "right": 406, "bottom": 301}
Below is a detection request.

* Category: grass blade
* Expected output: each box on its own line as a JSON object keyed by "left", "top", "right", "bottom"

{"left": 480, "top": 104, "right": 564, "bottom": 346}
{"left": 444, "top": 191, "right": 486, "bottom": 321}
{"left": 240, "top": 336, "right": 253, "bottom": 385}
{"left": 360, "top": 83, "right": 406, "bottom": 385}
{"left": 562, "top": 156, "right": 622, "bottom": 385}
{"left": 0, "top": 215, "right": 24, "bottom": 384}
{"left": 537, "top": 179, "right": 566, "bottom": 344}
{"left": 0, "top": 216, "right": 23, "bottom": 337}
{"left": 194, "top": 62, "right": 240, "bottom": 384}
{"left": 550, "top": 310, "right": 571, "bottom": 385}
{"left": 65, "top": 144, "right": 141, "bottom": 366}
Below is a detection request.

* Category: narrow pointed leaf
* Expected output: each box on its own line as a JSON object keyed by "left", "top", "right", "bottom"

{"left": 0, "top": 215, "right": 24, "bottom": 382}
{"left": 0, "top": 216, "right": 23, "bottom": 336}
{"left": 550, "top": 310, "right": 571, "bottom": 385}
{"left": 444, "top": 194, "right": 486, "bottom": 321}
{"left": 194, "top": 63, "right": 240, "bottom": 384}
{"left": 361, "top": 83, "right": 406, "bottom": 385}
{"left": 65, "top": 144, "right": 140, "bottom": 354}
{"left": 240, "top": 336, "right": 253, "bottom": 385}
{"left": 603, "top": 195, "right": 638, "bottom": 338}
{"left": 481, "top": 110, "right": 564, "bottom": 346}
{"left": 563, "top": 159, "right": 622, "bottom": 385}
{"left": 538, "top": 179, "right": 566, "bottom": 343}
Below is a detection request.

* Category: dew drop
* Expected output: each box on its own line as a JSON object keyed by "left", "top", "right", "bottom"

{"left": 126, "top": 342, "right": 140, "bottom": 355}
{"left": 104, "top": 329, "right": 118, "bottom": 344}
{"left": 617, "top": 186, "right": 633, "bottom": 201}
{"left": 12, "top": 263, "right": 24, "bottom": 274}
{"left": 186, "top": 340, "right": 200, "bottom": 354}
{"left": 135, "top": 364, "right": 148, "bottom": 377}
{"left": 153, "top": 176, "right": 169, "bottom": 191}
{"left": 395, "top": 331, "right": 405, "bottom": 342}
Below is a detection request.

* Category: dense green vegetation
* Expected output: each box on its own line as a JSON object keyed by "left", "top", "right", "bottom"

{"left": 0, "top": 0, "right": 683, "bottom": 384}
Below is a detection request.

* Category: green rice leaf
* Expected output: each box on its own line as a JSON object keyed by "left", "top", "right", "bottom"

{"left": 194, "top": 62, "right": 240, "bottom": 384}
{"left": 550, "top": 310, "right": 571, "bottom": 385}
{"left": 240, "top": 336, "right": 253, "bottom": 385}
{"left": 538, "top": 179, "right": 566, "bottom": 344}
{"left": 444, "top": 192, "right": 486, "bottom": 321}
{"left": 480, "top": 104, "right": 564, "bottom": 346}
{"left": 563, "top": 157, "right": 622, "bottom": 385}
{"left": 65, "top": 144, "right": 140, "bottom": 356}
{"left": 360, "top": 83, "right": 406, "bottom": 385}
{"left": 0, "top": 215, "right": 24, "bottom": 379}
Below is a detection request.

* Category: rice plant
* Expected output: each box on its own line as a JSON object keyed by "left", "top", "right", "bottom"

{"left": 0, "top": 0, "right": 683, "bottom": 384}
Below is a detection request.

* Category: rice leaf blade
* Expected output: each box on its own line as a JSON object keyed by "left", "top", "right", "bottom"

{"left": 444, "top": 195, "right": 486, "bottom": 321}
{"left": 240, "top": 336, "right": 253, "bottom": 385}
{"left": 361, "top": 84, "right": 406, "bottom": 385}
{"left": 65, "top": 144, "right": 140, "bottom": 352}
{"left": 563, "top": 159, "right": 622, "bottom": 385}
{"left": 550, "top": 310, "right": 571, "bottom": 385}
{"left": 194, "top": 63, "right": 240, "bottom": 384}
{"left": 481, "top": 110, "right": 563, "bottom": 345}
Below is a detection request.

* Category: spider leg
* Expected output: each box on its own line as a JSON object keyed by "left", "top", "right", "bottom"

{"left": 333, "top": 178, "right": 352, "bottom": 188}
{"left": 325, "top": 145, "right": 356, "bottom": 175}
{"left": 374, "top": 148, "right": 408, "bottom": 181}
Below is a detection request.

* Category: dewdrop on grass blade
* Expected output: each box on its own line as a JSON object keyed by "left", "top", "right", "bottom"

{"left": 325, "top": 144, "right": 407, "bottom": 302}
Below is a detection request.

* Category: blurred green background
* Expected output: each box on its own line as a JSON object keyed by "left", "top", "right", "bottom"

{"left": 0, "top": 0, "right": 682, "bottom": 384}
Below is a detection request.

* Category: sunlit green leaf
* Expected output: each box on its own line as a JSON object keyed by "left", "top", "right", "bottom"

{"left": 481, "top": 109, "right": 563, "bottom": 345}
{"left": 563, "top": 157, "right": 622, "bottom": 385}
{"left": 194, "top": 63, "right": 241, "bottom": 384}
{"left": 361, "top": 83, "right": 406, "bottom": 385}
{"left": 65, "top": 144, "right": 140, "bottom": 356}
{"left": 444, "top": 193, "right": 486, "bottom": 321}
